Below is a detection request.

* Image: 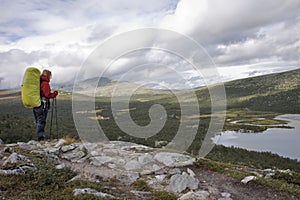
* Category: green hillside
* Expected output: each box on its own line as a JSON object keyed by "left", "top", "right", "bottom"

{"left": 224, "top": 68, "right": 300, "bottom": 113}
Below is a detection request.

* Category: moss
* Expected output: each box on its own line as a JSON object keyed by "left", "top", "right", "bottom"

{"left": 152, "top": 190, "right": 178, "bottom": 200}
{"left": 255, "top": 177, "right": 300, "bottom": 199}
{"left": 272, "top": 171, "right": 300, "bottom": 186}
{"left": 195, "top": 158, "right": 252, "bottom": 179}
{"left": 132, "top": 179, "right": 151, "bottom": 191}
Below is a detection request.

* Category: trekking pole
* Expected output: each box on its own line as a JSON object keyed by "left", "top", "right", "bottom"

{"left": 50, "top": 99, "right": 55, "bottom": 140}
{"left": 54, "top": 97, "right": 59, "bottom": 140}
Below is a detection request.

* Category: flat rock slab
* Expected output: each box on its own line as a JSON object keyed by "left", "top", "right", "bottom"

{"left": 154, "top": 152, "right": 195, "bottom": 167}
{"left": 12, "top": 140, "right": 197, "bottom": 185}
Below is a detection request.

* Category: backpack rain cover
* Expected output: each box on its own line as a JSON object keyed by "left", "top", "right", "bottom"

{"left": 21, "top": 67, "right": 41, "bottom": 108}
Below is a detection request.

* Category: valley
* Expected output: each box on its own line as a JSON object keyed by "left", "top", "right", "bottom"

{"left": 0, "top": 69, "right": 299, "bottom": 171}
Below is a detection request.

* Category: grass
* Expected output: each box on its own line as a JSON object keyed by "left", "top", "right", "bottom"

{"left": 152, "top": 191, "right": 178, "bottom": 200}
{"left": 0, "top": 151, "right": 77, "bottom": 199}
{"left": 233, "top": 118, "right": 289, "bottom": 127}
{"left": 221, "top": 108, "right": 293, "bottom": 132}
{"left": 62, "top": 135, "right": 77, "bottom": 144}
{"left": 131, "top": 179, "right": 178, "bottom": 200}
{"left": 256, "top": 176, "right": 300, "bottom": 199}
{"left": 195, "top": 158, "right": 253, "bottom": 179}
{"left": 132, "top": 179, "right": 152, "bottom": 191}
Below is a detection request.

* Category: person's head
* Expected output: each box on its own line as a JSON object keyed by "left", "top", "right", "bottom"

{"left": 42, "top": 69, "right": 52, "bottom": 79}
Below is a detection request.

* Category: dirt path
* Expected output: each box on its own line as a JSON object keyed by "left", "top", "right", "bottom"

{"left": 63, "top": 159, "right": 299, "bottom": 199}
{"left": 188, "top": 165, "right": 298, "bottom": 200}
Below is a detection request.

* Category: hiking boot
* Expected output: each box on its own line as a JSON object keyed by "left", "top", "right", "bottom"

{"left": 38, "top": 136, "right": 45, "bottom": 142}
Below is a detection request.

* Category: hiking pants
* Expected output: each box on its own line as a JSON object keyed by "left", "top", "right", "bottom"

{"left": 33, "top": 103, "right": 48, "bottom": 141}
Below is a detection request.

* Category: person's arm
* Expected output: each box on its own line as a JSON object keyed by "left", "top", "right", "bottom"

{"left": 41, "top": 82, "right": 58, "bottom": 98}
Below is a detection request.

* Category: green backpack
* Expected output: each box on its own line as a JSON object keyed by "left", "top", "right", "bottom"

{"left": 21, "top": 67, "right": 41, "bottom": 108}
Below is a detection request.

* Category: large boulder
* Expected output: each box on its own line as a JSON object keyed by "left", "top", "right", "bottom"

{"left": 168, "top": 172, "right": 199, "bottom": 193}
{"left": 154, "top": 152, "right": 195, "bottom": 167}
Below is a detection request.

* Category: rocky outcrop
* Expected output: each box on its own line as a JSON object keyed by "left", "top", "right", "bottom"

{"left": 0, "top": 140, "right": 233, "bottom": 199}
{"left": 0, "top": 149, "right": 36, "bottom": 175}
{"left": 73, "top": 188, "right": 115, "bottom": 198}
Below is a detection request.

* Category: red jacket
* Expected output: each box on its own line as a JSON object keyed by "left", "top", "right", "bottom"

{"left": 40, "top": 75, "right": 57, "bottom": 98}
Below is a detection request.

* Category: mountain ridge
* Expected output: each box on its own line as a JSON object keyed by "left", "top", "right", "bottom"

{"left": 57, "top": 68, "right": 299, "bottom": 90}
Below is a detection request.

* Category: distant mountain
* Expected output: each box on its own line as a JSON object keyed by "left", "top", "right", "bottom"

{"left": 57, "top": 77, "right": 114, "bottom": 91}
{"left": 82, "top": 77, "right": 114, "bottom": 87}
{"left": 59, "top": 76, "right": 171, "bottom": 97}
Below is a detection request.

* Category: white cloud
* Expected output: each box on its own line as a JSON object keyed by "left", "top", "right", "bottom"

{"left": 158, "top": 0, "right": 300, "bottom": 81}
{"left": 158, "top": 0, "right": 300, "bottom": 58}
{"left": 216, "top": 18, "right": 300, "bottom": 66}
{"left": 0, "top": 0, "right": 299, "bottom": 89}
{"left": 159, "top": 0, "right": 207, "bottom": 34}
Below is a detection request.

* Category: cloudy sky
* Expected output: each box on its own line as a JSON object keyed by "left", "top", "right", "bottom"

{"left": 0, "top": 0, "right": 300, "bottom": 89}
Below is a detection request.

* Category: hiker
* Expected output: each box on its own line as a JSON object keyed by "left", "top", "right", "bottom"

{"left": 33, "top": 69, "right": 58, "bottom": 141}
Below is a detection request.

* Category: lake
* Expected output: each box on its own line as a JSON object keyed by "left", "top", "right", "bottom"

{"left": 212, "top": 114, "right": 300, "bottom": 161}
